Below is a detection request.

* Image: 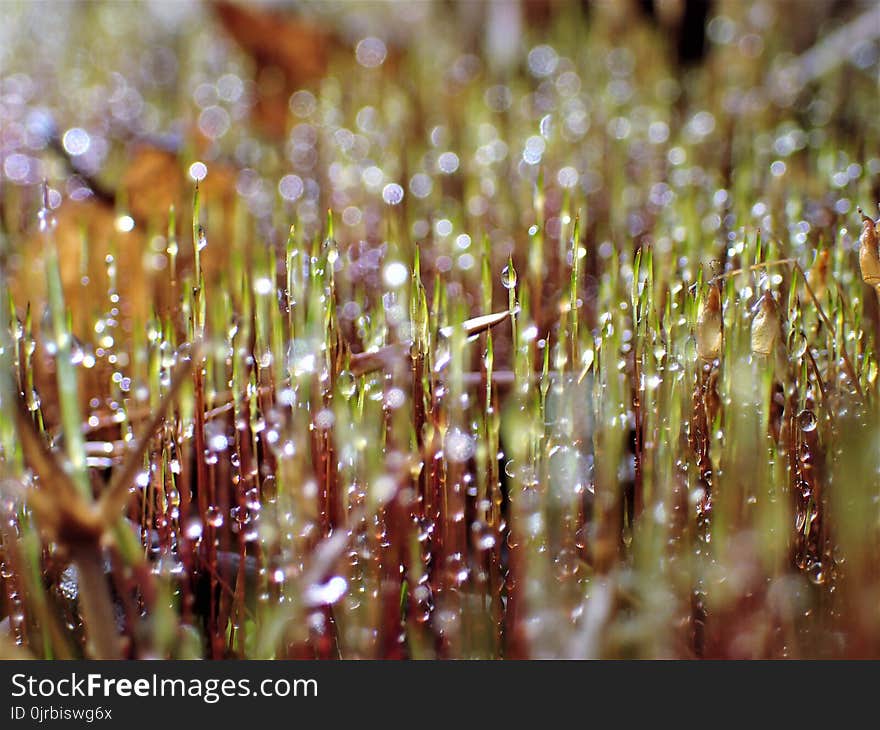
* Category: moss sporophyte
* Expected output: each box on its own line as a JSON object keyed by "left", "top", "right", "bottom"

{"left": 0, "top": 1, "right": 879, "bottom": 659}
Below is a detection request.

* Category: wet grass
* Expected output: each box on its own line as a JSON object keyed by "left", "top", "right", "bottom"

{"left": 0, "top": 1, "right": 879, "bottom": 659}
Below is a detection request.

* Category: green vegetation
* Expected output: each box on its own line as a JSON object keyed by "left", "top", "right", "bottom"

{"left": 0, "top": 0, "right": 878, "bottom": 659}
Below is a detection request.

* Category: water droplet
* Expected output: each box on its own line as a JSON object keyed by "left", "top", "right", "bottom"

{"left": 205, "top": 506, "right": 224, "bottom": 528}
{"left": 645, "top": 374, "right": 662, "bottom": 390}
{"left": 798, "top": 409, "right": 817, "bottom": 432}
{"left": 445, "top": 428, "right": 475, "bottom": 463}
{"left": 206, "top": 421, "right": 229, "bottom": 452}
{"left": 279, "top": 174, "right": 304, "bottom": 201}
{"left": 356, "top": 37, "right": 387, "bottom": 68}
{"left": 383, "top": 261, "right": 409, "bottom": 288}
{"left": 501, "top": 264, "right": 517, "bottom": 289}
{"left": 471, "top": 521, "right": 496, "bottom": 551}
{"left": 337, "top": 370, "right": 356, "bottom": 398}
{"left": 184, "top": 518, "right": 203, "bottom": 540}
{"left": 324, "top": 239, "right": 339, "bottom": 264}
{"left": 437, "top": 151, "right": 460, "bottom": 174}
{"left": 115, "top": 215, "right": 135, "bottom": 233}
{"left": 305, "top": 575, "right": 348, "bottom": 606}
{"left": 381, "top": 182, "right": 404, "bottom": 205}
{"left": 372, "top": 475, "right": 396, "bottom": 505}
{"left": 62, "top": 127, "right": 91, "bottom": 156}
{"left": 798, "top": 442, "right": 813, "bottom": 464}
{"left": 189, "top": 161, "right": 208, "bottom": 181}
{"left": 69, "top": 337, "right": 85, "bottom": 365}
{"left": 254, "top": 276, "right": 274, "bottom": 296}
{"left": 314, "top": 408, "right": 335, "bottom": 430}
{"left": 26, "top": 389, "right": 41, "bottom": 412}
{"left": 789, "top": 330, "right": 808, "bottom": 358}
{"left": 384, "top": 387, "right": 406, "bottom": 410}
{"left": 37, "top": 203, "right": 58, "bottom": 233}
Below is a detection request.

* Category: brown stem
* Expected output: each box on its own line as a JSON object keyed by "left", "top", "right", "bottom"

{"left": 71, "top": 545, "right": 120, "bottom": 659}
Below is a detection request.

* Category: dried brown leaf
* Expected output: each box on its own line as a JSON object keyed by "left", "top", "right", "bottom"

{"left": 696, "top": 284, "right": 722, "bottom": 362}
{"left": 751, "top": 292, "right": 781, "bottom": 357}
{"left": 858, "top": 207, "right": 880, "bottom": 289}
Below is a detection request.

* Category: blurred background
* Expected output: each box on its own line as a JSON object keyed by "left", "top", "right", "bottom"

{"left": 1, "top": 1, "right": 877, "bottom": 225}
{"left": 1, "top": 0, "right": 877, "bottom": 334}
